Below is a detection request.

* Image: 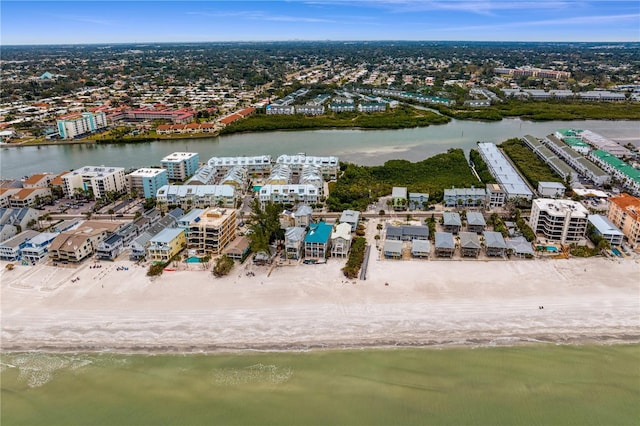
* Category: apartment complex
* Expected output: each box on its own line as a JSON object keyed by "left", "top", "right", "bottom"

{"left": 155, "top": 184, "right": 236, "bottom": 209}
{"left": 607, "top": 193, "right": 640, "bottom": 248}
{"left": 258, "top": 184, "right": 320, "bottom": 207}
{"left": 207, "top": 155, "right": 273, "bottom": 178}
{"left": 126, "top": 168, "right": 168, "bottom": 199}
{"left": 589, "top": 150, "right": 640, "bottom": 196}
{"left": 62, "top": 166, "right": 126, "bottom": 199}
{"left": 477, "top": 142, "right": 533, "bottom": 201}
{"left": 7, "top": 187, "right": 52, "bottom": 208}
{"left": 161, "top": 152, "right": 200, "bottom": 181}
{"left": 443, "top": 187, "right": 487, "bottom": 207}
{"left": 541, "top": 134, "right": 610, "bottom": 185}
{"left": 494, "top": 66, "right": 571, "bottom": 80}
{"left": 275, "top": 154, "right": 339, "bottom": 180}
{"left": 186, "top": 207, "right": 237, "bottom": 255}
{"left": 57, "top": 112, "right": 107, "bottom": 139}
{"left": 109, "top": 107, "right": 195, "bottom": 124}
{"left": 530, "top": 198, "right": 589, "bottom": 244}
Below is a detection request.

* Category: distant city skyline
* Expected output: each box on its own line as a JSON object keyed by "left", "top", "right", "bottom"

{"left": 2, "top": 0, "right": 639, "bottom": 45}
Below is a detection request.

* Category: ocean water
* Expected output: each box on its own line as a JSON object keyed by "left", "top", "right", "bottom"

{"left": 2, "top": 345, "right": 639, "bottom": 425}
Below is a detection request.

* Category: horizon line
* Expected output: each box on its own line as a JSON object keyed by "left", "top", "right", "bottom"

{"left": 3, "top": 39, "right": 639, "bottom": 47}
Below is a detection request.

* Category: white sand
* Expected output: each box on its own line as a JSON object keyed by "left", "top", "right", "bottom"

{"left": 2, "top": 252, "right": 639, "bottom": 352}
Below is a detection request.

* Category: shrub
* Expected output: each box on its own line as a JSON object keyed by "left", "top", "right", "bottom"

{"left": 213, "top": 255, "right": 235, "bottom": 277}
{"left": 342, "top": 237, "right": 367, "bottom": 279}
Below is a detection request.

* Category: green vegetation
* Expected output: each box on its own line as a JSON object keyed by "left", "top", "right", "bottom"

{"left": 487, "top": 212, "right": 509, "bottom": 237}
{"left": 499, "top": 138, "right": 563, "bottom": 188}
{"left": 212, "top": 255, "right": 235, "bottom": 277}
{"left": 469, "top": 148, "right": 496, "bottom": 183}
{"left": 570, "top": 223, "right": 612, "bottom": 257}
{"left": 147, "top": 262, "right": 167, "bottom": 276}
{"left": 328, "top": 149, "right": 478, "bottom": 211}
{"left": 247, "top": 199, "right": 284, "bottom": 255}
{"left": 2, "top": 345, "right": 639, "bottom": 425}
{"left": 569, "top": 244, "right": 601, "bottom": 257}
{"left": 514, "top": 209, "right": 535, "bottom": 242}
{"left": 220, "top": 105, "right": 450, "bottom": 134}
{"left": 342, "top": 236, "right": 367, "bottom": 279}
{"left": 425, "top": 215, "right": 437, "bottom": 241}
{"left": 436, "top": 99, "right": 640, "bottom": 121}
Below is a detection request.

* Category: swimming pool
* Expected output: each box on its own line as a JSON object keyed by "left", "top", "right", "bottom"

{"left": 186, "top": 256, "right": 202, "bottom": 263}
{"left": 612, "top": 248, "right": 622, "bottom": 257}
{"left": 537, "top": 245, "right": 559, "bottom": 252}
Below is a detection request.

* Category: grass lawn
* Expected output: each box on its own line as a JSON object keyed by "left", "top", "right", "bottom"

{"left": 2, "top": 344, "right": 639, "bottom": 425}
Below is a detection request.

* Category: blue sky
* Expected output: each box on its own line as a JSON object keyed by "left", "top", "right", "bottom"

{"left": 2, "top": 1, "right": 639, "bottom": 45}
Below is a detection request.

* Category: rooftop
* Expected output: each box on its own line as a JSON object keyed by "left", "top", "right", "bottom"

{"left": 609, "top": 193, "right": 640, "bottom": 220}
{"left": 304, "top": 222, "right": 333, "bottom": 244}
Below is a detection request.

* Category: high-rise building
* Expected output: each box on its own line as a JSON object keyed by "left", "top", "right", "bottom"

{"left": 57, "top": 112, "right": 107, "bottom": 139}
{"left": 186, "top": 207, "right": 237, "bottom": 255}
{"left": 607, "top": 193, "right": 640, "bottom": 248}
{"left": 530, "top": 198, "right": 588, "bottom": 243}
{"left": 161, "top": 152, "right": 199, "bottom": 181}
{"left": 63, "top": 166, "right": 126, "bottom": 199}
{"left": 127, "top": 168, "right": 168, "bottom": 199}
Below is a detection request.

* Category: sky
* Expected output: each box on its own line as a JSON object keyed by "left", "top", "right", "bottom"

{"left": 1, "top": 0, "right": 639, "bottom": 45}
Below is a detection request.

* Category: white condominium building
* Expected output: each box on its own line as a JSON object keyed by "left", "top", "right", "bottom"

{"left": 207, "top": 155, "right": 272, "bottom": 178}
{"left": 530, "top": 198, "right": 589, "bottom": 244}
{"left": 258, "top": 184, "right": 320, "bottom": 207}
{"left": 161, "top": 152, "right": 200, "bottom": 181}
{"left": 63, "top": 166, "right": 126, "bottom": 199}
{"left": 156, "top": 184, "right": 236, "bottom": 209}
{"left": 276, "top": 154, "right": 339, "bottom": 180}
{"left": 57, "top": 112, "right": 107, "bottom": 139}
{"left": 477, "top": 143, "right": 533, "bottom": 201}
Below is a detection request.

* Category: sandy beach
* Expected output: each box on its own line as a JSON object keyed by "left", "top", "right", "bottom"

{"left": 2, "top": 252, "right": 639, "bottom": 352}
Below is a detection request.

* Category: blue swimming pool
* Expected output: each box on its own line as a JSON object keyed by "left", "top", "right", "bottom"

{"left": 537, "top": 245, "right": 559, "bottom": 252}
{"left": 612, "top": 248, "right": 622, "bottom": 257}
{"left": 186, "top": 256, "right": 202, "bottom": 263}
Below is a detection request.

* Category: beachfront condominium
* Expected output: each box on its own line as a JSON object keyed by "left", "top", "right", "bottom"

{"left": 62, "top": 166, "right": 126, "bottom": 199}
{"left": 126, "top": 168, "right": 168, "bottom": 199}
{"left": 607, "top": 193, "right": 640, "bottom": 248}
{"left": 57, "top": 112, "right": 107, "bottom": 139}
{"left": 529, "top": 198, "right": 589, "bottom": 244}
{"left": 161, "top": 152, "right": 200, "bottom": 181}
{"left": 186, "top": 207, "right": 237, "bottom": 255}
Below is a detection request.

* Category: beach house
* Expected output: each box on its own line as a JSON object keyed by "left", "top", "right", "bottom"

{"left": 483, "top": 231, "right": 507, "bottom": 257}
{"left": 147, "top": 228, "right": 186, "bottom": 263}
{"left": 459, "top": 232, "right": 481, "bottom": 258}
{"left": 304, "top": 222, "right": 332, "bottom": 258}
{"left": 331, "top": 222, "right": 352, "bottom": 258}
{"left": 434, "top": 232, "right": 455, "bottom": 258}
{"left": 285, "top": 226, "right": 307, "bottom": 260}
